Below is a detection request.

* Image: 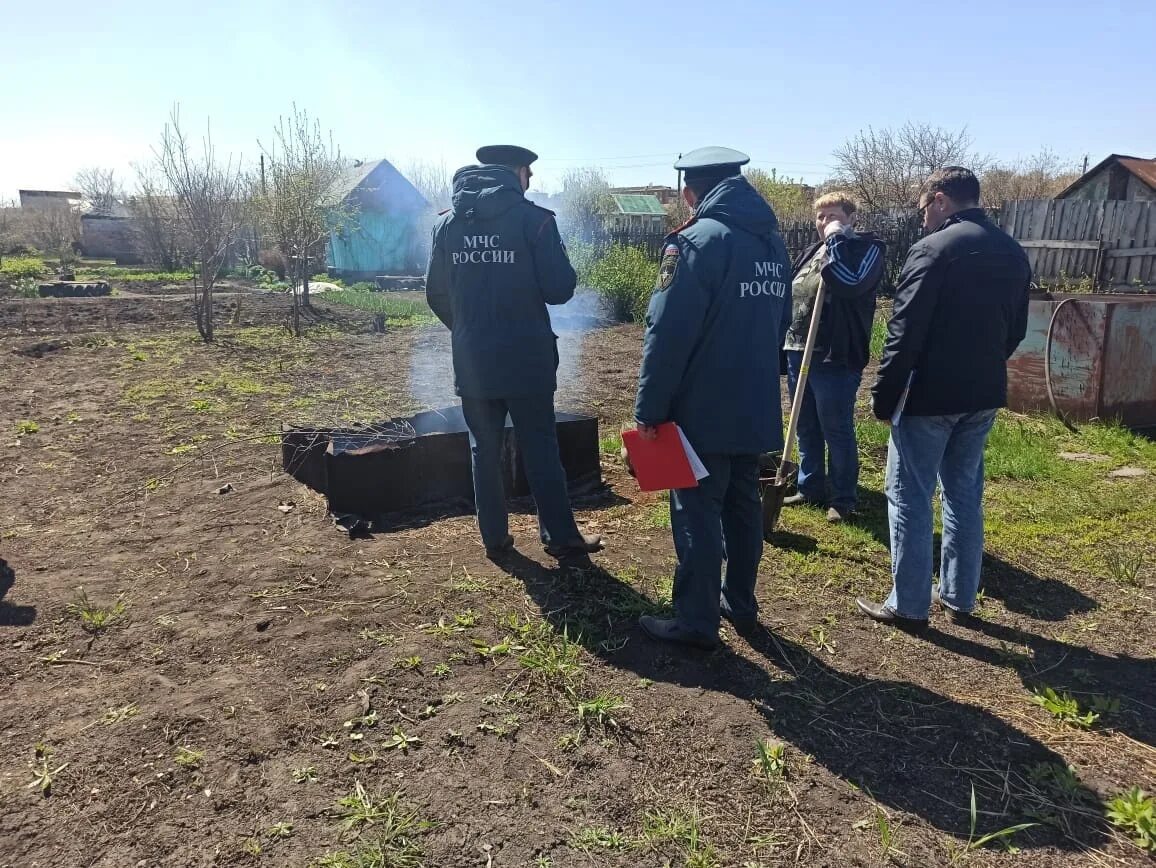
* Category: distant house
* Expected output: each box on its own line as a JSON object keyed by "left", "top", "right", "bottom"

{"left": 607, "top": 193, "right": 666, "bottom": 231}
{"left": 19, "top": 189, "right": 83, "bottom": 211}
{"left": 1056, "top": 154, "right": 1156, "bottom": 202}
{"left": 327, "top": 159, "right": 431, "bottom": 280}
{"left": 80, "top": 201, "right": 141, "bottom": 263}
{"left": 610, "top": 184, "right": 679, "bottom": 206}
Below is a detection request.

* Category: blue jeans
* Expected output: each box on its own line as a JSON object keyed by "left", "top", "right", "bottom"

{"left": 884, "top": 409, "right": 998, "bottom": 619}
{"left": 460, "top": 394, "right": 581, "bottom": 548}
{"left": 670, "top": 454, "right": 763, "bottom": 637}
{"left": 785, "top": 352, "right": 862, "bottom": 511}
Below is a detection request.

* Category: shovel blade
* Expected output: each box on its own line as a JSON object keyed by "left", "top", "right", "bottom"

{"left": 761, "top": 479, "right": 789, "bottom": 540}
{"left": 758, "top": 455, "right": 797, "bottom": 542}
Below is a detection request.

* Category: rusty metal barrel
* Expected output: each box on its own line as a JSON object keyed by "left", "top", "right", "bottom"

{"left": 1007, "top": 293, "right": 1156, "bottom": 427}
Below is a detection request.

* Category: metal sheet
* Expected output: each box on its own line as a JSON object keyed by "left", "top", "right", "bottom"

{"left": 1102, "top": 298, "right": 1156, "bottom": 424}
{"left": 1008, "top": 293, "right": 1156, "bottom": 426}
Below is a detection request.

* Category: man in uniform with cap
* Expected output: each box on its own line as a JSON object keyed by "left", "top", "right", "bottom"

{"left": 426, "top": 145, "right": 603, "bottom": 563}
{"left": 634, "top": 147, "right": 791, "bottom": 649}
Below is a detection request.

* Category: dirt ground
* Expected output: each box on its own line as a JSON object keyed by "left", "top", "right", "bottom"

{"left": 0, "top": 286, "right": 1153, "bottom": 867}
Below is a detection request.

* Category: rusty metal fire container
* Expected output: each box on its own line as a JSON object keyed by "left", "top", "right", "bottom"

{"left": 1007, "top": 293, "right": 1156, "bottom": 427}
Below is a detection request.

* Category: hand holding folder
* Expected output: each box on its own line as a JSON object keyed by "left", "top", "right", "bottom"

{"left": 621, "top": 423, "right": 709, "bottom": 492}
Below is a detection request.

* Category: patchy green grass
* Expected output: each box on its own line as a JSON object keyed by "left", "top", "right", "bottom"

{"left": 74, "top": 266, "right": 195, "bottom": 282}
{"left": 325, "top": 290, "right": 437, "bottom": 326}
{"left": 870, "top": 314, "right": 889, "bottom": 359}
{"left": 985, "top": 415, "right": 1062, "bottom": 480}
{"left": 68, "top": 589, "right": 129, "bottom": 633}
{"left": 855, "top": 416, "right": 891, "bottom": 453}
{"left": 1106, "top": 787, "right": 1156, "bottom": 854}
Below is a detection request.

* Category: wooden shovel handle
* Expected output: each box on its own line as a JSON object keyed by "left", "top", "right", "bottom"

{"left": 775, "top": 279, "right": 826, "bottom": 486}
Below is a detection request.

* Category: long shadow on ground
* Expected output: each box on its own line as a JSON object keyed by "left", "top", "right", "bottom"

{"left": 496, "top": 551, "right": 1108, "bottom": 853}
{"left": 849, "top": 485, "right": 1097, "bottom": 621}
{"left": 0, "top": 558, "right": 36, "bottom": 627}
{"left": 930, "top": 621, "right": 1156, "bottom": 749}
{"left": 334, "top": 487, "right": 631, "bottom": 538}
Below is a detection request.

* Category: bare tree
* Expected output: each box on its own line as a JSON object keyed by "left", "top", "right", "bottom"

{"left": 664, "top": 196, "right": 692, "bottom": 232}
{"left": 558, "top": 168, "right": 615, "bottom": 235}
{"left": 832, "top": 123, "right": 985, "bottom": 210}
{"left": 154, "top": 106, "right": 246, "bottom": 342}
{"left": 745, "top": 168, "right": 813, "bottom": 223}
{"left": 128, "top": 164, "right": 188, "bottom": 271}
{"left": 402, "top": 159, "right": 452, "bottom": 274}
{"left": 27, "top": 202, "right": 81, "bottom": 265}
{"left": 254, "top": 106, "right": 355, "bottom": 334}
{"left": 405, "top": 160, "right": 452, "bottom": 212}
{"left": 980, "top": 147, "right": 1081, "bottom": 206}
{"left": 0, "top": 199, "right": 27, "bottom": 266}
{"left": 74, "top": 167, "right": 124, "bottom": 215}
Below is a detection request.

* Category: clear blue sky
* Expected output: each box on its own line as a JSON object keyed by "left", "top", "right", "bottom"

{"left": 3, "top": 0, "right": 1153, "bottom": 199}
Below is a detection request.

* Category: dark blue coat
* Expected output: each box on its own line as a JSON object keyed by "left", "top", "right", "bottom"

{"left": 426, "top": 165, "right": 576, "bottom": 398}
{"left": 635, "top": 176, "right": 792, "bottom": 455}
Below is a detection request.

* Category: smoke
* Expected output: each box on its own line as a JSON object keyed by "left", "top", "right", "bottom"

{"left": 406, "top": 289, "right": 610, "bottom": 412}
{"left": 548, "top": 289, "right": 611, "bottom": 396}
{"left": 407, "top": 328, "right": 457, "bottom": 410}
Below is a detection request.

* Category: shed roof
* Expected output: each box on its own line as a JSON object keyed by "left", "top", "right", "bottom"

{"left": 334, "top": 159, "right": 429, "bottom": 213}
{"left": 1056, "top": 154, "right": 1156, "bottom": 199}
{"left": 611, "top": 193, "right": 665, "bottom": 215}
{"left": 1118, "top": 156, "right": 1156, "bottom": 191}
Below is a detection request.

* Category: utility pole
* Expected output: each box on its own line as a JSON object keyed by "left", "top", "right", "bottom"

{"left": 676, "top": 153, "right": 682, "bottom": 199}
{"left": 260, "top": 154, "right": 267, "bottom": 194}
{"left": 1082, "top": 154, "right": 1088, "bottom": 175}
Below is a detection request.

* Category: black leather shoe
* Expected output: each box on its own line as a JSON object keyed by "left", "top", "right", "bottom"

{"left": 544, "top": 533, "right": 603, "bottom": 560}
{"left": 855, "top": 598, "right": 928, "bottom": 632}
{"left": 639, "top": 615, "right": 719, "bottom": 650}
{"left": 720, "top": 602, "right": 759, "bottom": 632}
{"left": 484, "top": 534, "right": 515, "bottom": 560}
{"left": 932, "top": 587, "right": 979, "bottom": 627}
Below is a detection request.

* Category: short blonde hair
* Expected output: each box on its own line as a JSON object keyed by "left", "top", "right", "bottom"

{"left": 813, "top": 191, "right": 858, "bottom": 216}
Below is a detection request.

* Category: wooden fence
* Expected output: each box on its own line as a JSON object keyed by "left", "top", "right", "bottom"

{"left": 998, "top": 199, "right": 1156, "bottom": 291}
{"left": 569, "top": 214, "right": 923, "bottom": 295}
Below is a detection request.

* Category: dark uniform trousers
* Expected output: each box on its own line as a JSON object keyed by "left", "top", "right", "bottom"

{"left": 461, "top": 394, "right": 582, "bottom": 548}
{"left": 670, "top": 453, "right": 763, "bottom": 634}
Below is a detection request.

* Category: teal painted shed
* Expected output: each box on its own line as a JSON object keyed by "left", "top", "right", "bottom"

{"left": 328, "top": 159, "right": 430, "bottom": 280}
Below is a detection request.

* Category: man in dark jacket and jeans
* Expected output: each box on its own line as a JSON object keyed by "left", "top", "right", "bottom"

{"left": 783, "top": 192, "right": 885, "bottom": 522}
{"left": 634, "top": 147, "right": 791, "bottom": 649}
{"left": 858, "top": 167, "right": 1030, "bottom": 630}
{"left": 426, "top": 145, "right": 602, "bottom": 563}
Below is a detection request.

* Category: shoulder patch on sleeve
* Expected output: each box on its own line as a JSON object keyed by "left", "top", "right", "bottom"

{"left": 656, "top": 242, "right": 680, "bottom": 291}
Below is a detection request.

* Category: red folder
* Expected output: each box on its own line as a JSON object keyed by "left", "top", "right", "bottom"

{"left": 622, "top": 423, "right": 699, "bottom": 492}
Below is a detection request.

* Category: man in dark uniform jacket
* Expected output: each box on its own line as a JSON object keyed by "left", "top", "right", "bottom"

{"left": 634, "top": 147, "right": 792, "bottom": 649}
{"left": 426, "top": 145, "right": 602, "bottom": 562}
